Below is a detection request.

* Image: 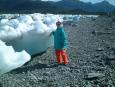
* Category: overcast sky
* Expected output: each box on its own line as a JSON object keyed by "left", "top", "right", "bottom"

{"left": 41, "top": 0, "right": 115, "bottom": 6}
{"left": 80, "top": 0, "right": 115, "bottom": 5}
{"left": 41, "top": 0, "right": 61, "bottom": 2}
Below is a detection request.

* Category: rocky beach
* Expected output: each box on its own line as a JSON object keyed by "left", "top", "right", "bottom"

{"left": 0, "top": 15, "right": 115, "bottom": 87}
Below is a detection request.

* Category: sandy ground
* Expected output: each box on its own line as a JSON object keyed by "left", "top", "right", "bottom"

{"left": 0, "top": 15, "right": 115, "bottom": 87}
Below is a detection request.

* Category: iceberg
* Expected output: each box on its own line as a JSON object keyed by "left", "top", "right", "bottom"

{"left": 0, "top": 14, "right": 62, "bottom": 55}
{"left": 0, "top": 40, "right": 31, "bottom": 75}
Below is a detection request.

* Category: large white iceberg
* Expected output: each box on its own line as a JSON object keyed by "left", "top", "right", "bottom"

{"left": 0, "top": 40, "right": 31, "bottom": 75}
{"left": 0, "top": 13, "right": 62, "bottom": 55}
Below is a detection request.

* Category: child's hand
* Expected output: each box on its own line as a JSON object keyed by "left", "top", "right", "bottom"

{"left": 49, "top": 32, "right": 53, "bottom": 36}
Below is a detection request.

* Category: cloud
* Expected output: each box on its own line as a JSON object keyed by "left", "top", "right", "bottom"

{"left": 41, "top": 0, "right": 61, "bottom": 2}
{"left": 80, "top": 0, "right": 103, "bottom": 3}
{"left": 80, "top": 0, "right": 115, "bottom": 6}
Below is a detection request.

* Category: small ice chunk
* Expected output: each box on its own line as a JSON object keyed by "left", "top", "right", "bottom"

{"left": 0, "top": 40, "right": 31, "bottom": 75}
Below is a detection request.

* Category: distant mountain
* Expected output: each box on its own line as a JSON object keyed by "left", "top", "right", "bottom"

{"left": 0, "top": 0, "right": 65, "bottom": 13}
{"left": 93, "top": 1, "right": 115, "bottom": 12}
{"left": 0, "top": 0, "right": 115, "bottom": 14}
{"left": 53, "top": 0, "right": 115, "bottom": 13}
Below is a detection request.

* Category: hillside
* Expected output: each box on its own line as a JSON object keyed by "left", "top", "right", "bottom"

{"left": 0, "top": 0, "right": 115, "bottom": 14}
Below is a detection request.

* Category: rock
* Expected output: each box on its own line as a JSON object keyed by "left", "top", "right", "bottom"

{"left": 96, "top": 48, "right": 104, "bottom": 51}
{"left": 38, "top": 77, "right": 44, "bottom": 81}
{"left": 95, "top": 54, "right": 100, "bottom": 57}
{"left": 109, "top": 36, "right": 115, "bottom": 40}
{"left": 91, "top": 18, "right": 96, "bottom": 21}
{"left": 22, "top": 78, "right": 26, "bottom": 81}
{"left": 71, "top": 23, "right": 78, "bottom": 27}
{"left": 91, "top": 30, "right": 96, "bottom": 35}
{"left": 93, "top": 66, "right": 106, "bottom": 71}
{"left": 108, "top": 80, "right": 114, "bottom": 87}
{"left": 105, "top": 28, "right": 112, "bottom": 30}
{"left": 106, "top": 55, "right": 115, "bottom": 61}
{"left": 30, "top": 74, "right": 38, "bottom": 81}
{"left": 111, "top": 44, "right": 115, "bottom": 49}
{"left": 96, "top": 31, "right": 112, "bottom": 35}
{"left": 66, "top": 86, "right": 70, "bottom": 87}
{"left": 85, "top": 72, "right": 104, "bottom": 80}
{"left": 43, "top": 71, "right": 51, "bottom": 76}
{"left": 86, "top": 82, "right": 92, "bottom": 87}
{"left": 112, "top": 19, "right": 115, "bottom": 22}
{"left": 109, "top": 55, "right": 115, "bottom": 59}
{"left": 110, "top": 46, "right": 115, "bottom": 54}
{"left": 0, "top": 83, "right": 2, "bottom": 87}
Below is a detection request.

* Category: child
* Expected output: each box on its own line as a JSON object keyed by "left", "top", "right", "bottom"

{"left": 53, "top": 21, "right": 69, "bottom": 65}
